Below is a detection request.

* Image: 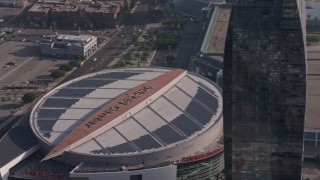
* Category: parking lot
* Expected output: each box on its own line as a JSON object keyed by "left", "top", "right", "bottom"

{"left": 0, "top": 7, "right": 21, "bottom": 26}
{"left": 0, "top": 40, "right": 71, "bottom": 120}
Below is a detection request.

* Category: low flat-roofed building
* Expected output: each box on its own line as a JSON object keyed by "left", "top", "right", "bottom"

{"left": 191, "top": 4, "right": 231, "bottom": 85}
{"left": 303, "top": 44, "right": 320, "bottom": 159}
{"left": 40, "top": 34, "right": 97, "bottom": 58}
{"left": 28, "top": 0, "right": 121, "bottom": 27}
{"left": 27, "top": 3, "right": 51, "bottom": 26}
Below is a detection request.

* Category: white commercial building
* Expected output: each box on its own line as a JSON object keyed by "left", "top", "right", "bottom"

{"left": 40, "top": 34, "right": 97, "bottom": 58}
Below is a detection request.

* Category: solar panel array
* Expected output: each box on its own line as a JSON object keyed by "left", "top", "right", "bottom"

{"left": 194, "top": 87, "right": 219, "bottom": 111}
{"left": 171, "top": 114, "right": 202, "bottom": 136}
{"left": 67, "top": 79, "right": 115, "bottom": 88}
{"left": 42, "top": 98, "right": 79, "bottom": 108}
{"left": 36, "top": 120, "right": 56, "bottom": 132}
{"left": 185, "top": 100, "right": 214, "bottom": 126}
{"left": 90, "top": 72, "right": 140, "bottom": 79}
{"left": 53, "top": 88, "right": 96, "bottom": 97}
{"left": 37, "top": 109, "right": 67, "bottom": 119}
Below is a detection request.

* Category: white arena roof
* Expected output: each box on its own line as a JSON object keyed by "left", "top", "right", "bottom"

{"left": 30, "top": 68, "right": 223, "bottom": 166}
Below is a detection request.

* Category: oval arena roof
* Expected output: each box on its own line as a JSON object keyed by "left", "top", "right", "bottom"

{"left": 30, "top": 68, "right": 223, "bottom": 162}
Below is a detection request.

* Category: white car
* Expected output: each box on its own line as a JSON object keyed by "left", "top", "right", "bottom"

{"left": 92, "top": 58, "right": 97, "bottom": 62}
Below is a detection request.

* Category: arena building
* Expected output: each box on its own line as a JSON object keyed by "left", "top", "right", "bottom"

{"left": 0, "top": 67, "right": 224, "bottom": 180}
{"left": 40, "top": 34, "right": 97, "bottom": 58}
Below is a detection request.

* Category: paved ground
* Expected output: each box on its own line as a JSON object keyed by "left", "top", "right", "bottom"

{"left": 0, "top": 41, "right": 65, "bottom": 88}
{"left": 302, "top": 159, "right": 320, "bottom": 180}
{"left": 305, "top": 43, "right": 320, "bottom": 130}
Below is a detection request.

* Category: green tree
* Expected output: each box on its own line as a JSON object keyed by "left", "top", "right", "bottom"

{"left": 166, "top": 55, "right": 175, "bottom": 66}
{"left": 69, "top": 60, "right": 79, "bottom": 67}
{"left": 134, "top": 53, "right": 140, "bottom": 61}
{"left": 51, "top": 21, "right": 56, "bottom": 32}
{"left": 156, "top": 32, "right": 181, "bottom": 49}
{"left": 149, "top": 9, "right": 163, "bottom": 22}
{"left": 77, "top": 55, "right": 86, "bottom": 61}
{"left": 117, "top": 10, "right": 131, "bottom": 24}
{"left": 59, "top": 64, "right": 73, "bottom": 71}
{"left": 51, "top": 69, "right": 66, "bottom": 79}
{"left": 141, "top": 55, "right": 147, "bottom": 64}
{"left": 123, "top": 0, "right": 129, "bottom": 10}
{"left": 130, "top": 0, "right": 136, "bottom": 9}
{"left": 22, "top": 92, "right": 36, "bottom": 103}
{"left": 306, "top": 35, "right": 320, "bottom": 42}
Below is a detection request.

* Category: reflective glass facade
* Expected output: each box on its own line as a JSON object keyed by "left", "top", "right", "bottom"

{"left": 177, "top": 151, "right": 224, "bottom": 180}
{"left": 223, "top": 0, "right": 306, "bottom": 179}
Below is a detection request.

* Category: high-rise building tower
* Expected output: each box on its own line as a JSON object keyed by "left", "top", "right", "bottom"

{"left": 223, "top": 0, "right": 306, "bottom": 179}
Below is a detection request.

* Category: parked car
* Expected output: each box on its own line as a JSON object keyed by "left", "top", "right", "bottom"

{"left": 6, "top": 62, "right": 17, "bottom": 66}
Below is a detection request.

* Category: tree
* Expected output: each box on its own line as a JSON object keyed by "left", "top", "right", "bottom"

{"left": 51, "top": 21, "right": 56, "bottom": 32}
{"left": 123, "top": 0, "right": 129, "bottom": 10}
{"left": 22, "top": 92, "right": 36, "bottom": 103}
{"left": 51, "top": 69, "right": 66, "bottom": 79}
{"left": 134, "top": 53, "right": 140, "bottom": 61}
{"left": 149, "top": 9, "right": 163, "bottom": 22}
{"left": 117, "top": 10, "right": 131, "bottom": 25}
{"left": 59, "top": 64, "right": 73, "bottom": 71}
{"left": 69, "top": 60, "right": 79, "bottom": 67}
{"left": 156, "top": 32, "right": 181, "bottom": 49}
{"left": 166, "top": 55, "right": 175, "bottom": 66}
{"left": 130, "top": 0, "right": 136, "bottom": 9}
{"left": 141, "top": 55, "right": 147, "bottom": 64}
{"left": 306, "top": 35, "right": 320, "bottom": 42}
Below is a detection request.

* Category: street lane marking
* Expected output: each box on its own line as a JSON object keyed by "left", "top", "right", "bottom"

{"left": 0, "top": 56, "right": 35, "bottom": 81}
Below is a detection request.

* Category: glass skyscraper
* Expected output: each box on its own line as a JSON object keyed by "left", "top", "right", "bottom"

{"left": 223, "top": 0, "right": 306, "bottom": 179}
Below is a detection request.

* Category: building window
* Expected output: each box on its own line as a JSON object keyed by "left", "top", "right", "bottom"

{"left": 130, "top": 174, "right": 142, "bottom": 180}
{"left": 304, "top": 140, "right": 316, "bottom": 146}
{"left": 304, "top": 132, "right": 316, "bottom": 140}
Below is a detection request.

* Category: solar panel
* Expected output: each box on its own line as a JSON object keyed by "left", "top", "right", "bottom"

{"left": 185, "top": 101, "right": 213, "bottom": 125}
{"left": 91, "top": 72, "right": 141, "bottom": 79}
{"left": 153, "top": 125, "right": 185, "bottom": 145}
{"left": 171, "top": 114, "right": 202, "bottom": 136}
{"left": 132, "top": 134, "right": 161, "bottom": 150}
{"left": 108, "top": 143, "right": 136, "bottom": 154}
{"left": 53, "top": 88, "right": 95, "bottom": 97}
{"left": 37, "top": 109, "right": 66, "bottom": 119}
{"left": 67, "top": 79, "right": 115, "bottom": 88}
{"left": 36, "top": 120, "right": 56, "bottom": 132}
{"left": 195, "top": 88, "right": 218, "bottom": 111}
{"left": 42, "top": 98, "right": 79, "bottom": 108}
